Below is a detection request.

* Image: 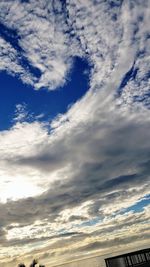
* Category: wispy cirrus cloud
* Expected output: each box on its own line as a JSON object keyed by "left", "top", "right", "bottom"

{"left": 0, "top": 0, "right": 79, "bottom": 90}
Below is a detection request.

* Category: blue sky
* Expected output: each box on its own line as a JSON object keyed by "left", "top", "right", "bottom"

{"left": 125, "top": 194, "right": 150, "bottom": 213}
{"left": 0, "top": 1, "right": 150, "bottom": 267}
{"left": 0, "top": 57, "right": 90, "bottom": 130}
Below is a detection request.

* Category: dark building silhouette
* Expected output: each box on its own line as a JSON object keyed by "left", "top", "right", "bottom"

{"left": 105, "top": 248, "right": 150, "bottom": 267}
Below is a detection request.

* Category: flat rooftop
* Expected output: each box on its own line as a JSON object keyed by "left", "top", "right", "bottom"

{"left": 105, "top": 248, "right": 150, "bottom": 267}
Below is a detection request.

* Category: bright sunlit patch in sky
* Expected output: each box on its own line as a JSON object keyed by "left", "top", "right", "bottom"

{"left": 0, "top": 176, "right": 43, "bottom": 203}
{"left": 0, "top": 57, "right": 90, "bottom": 131}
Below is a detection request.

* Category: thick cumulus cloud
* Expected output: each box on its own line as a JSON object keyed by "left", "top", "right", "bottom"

{"left": 0, "top": 0, "right": 150, "bottom": 265}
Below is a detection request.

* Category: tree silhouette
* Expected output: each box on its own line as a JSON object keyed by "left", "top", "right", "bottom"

{"left": 30, "top": 259, "right": 38, "bottom": 267}
{"left": 18, "top": 259, "right": 45, "bottom": 267}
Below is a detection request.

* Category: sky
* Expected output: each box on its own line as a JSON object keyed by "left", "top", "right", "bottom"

{"left": 0, "top": 0, "right": 150, "bottom": 266}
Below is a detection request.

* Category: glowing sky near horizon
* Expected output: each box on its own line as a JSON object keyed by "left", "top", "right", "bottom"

{"left": 0, "top": 0, "right": 150, "bottom": 266}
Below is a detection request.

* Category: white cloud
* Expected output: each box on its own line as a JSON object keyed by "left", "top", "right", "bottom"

{"left": 0, "top": 0, "right": 79, "bottom": 90}
{"left": 0, "top": 0, "right": 150, "bottom": 265}
{"left": 0, "top": 86, "right": 149, "bottom": 262}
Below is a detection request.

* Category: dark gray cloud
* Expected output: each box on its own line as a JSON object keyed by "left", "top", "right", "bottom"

{"left": 0, "top": 110, "right": 150, "bottom": 226}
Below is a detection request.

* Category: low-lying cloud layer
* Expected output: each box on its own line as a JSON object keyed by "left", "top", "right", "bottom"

{"left": 0, "top": 0, "right": 150, "bottom": 266}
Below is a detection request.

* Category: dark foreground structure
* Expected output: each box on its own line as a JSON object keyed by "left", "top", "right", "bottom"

{"left": 105, "top": 248, "right": 150, "bottom": 267}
